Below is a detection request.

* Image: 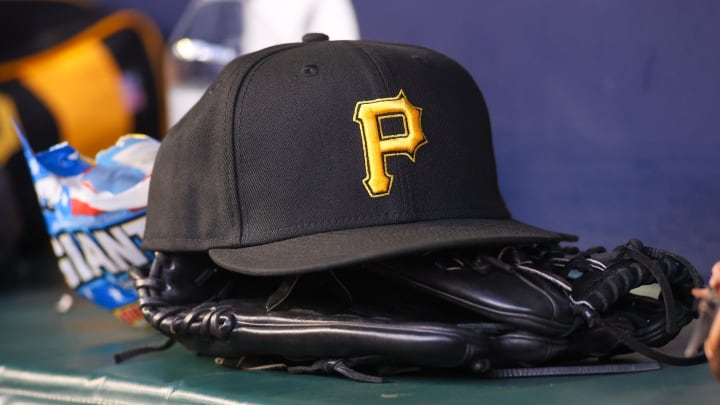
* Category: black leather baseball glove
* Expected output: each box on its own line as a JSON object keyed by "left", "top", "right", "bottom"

{"left": 121, "top": 239, "right": 705, "bottom": 382}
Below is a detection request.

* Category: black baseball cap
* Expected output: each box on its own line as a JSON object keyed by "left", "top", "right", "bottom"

{"left": 143, "top": 33, "right": 563, "bottom": 275}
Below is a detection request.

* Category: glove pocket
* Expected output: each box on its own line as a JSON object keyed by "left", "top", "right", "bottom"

{"left": 366, "top": 252, "right": 578, "bottom": 336}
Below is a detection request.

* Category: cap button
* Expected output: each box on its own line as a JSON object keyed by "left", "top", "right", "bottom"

{"left": 302, "top": 33, "right": 329, "bottom": 43}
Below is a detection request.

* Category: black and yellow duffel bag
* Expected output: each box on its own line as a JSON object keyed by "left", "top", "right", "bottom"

{"left": 0, "top": 0, "right": 166, "bottom": 271}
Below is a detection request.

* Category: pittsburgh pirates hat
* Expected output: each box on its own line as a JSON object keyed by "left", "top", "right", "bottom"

{"left": 143, "top": 33, "right": 563, "bottom": 275}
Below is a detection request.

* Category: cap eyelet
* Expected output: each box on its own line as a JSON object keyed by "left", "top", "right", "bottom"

{"left": 301, "top": 64, "right": 319, "bottom": 76}
{"left": 411, "top": 55, "right": 427, "bottom": 64}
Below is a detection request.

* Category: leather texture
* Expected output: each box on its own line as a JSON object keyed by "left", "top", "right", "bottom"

{"left": 130, "top": 239, "right": 704, "bottom": 381}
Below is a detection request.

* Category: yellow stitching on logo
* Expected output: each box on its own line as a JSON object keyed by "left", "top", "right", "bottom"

{"left": 353, "top": 90, "right": 427, "bottom": 197}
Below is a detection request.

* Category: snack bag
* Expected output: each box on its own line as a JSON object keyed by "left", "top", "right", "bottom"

{"left": 14, "top": 121, "right": 157, "bottom": 327}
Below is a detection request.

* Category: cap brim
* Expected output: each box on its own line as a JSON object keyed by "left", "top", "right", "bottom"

{"left": 208, "top": 218, "right": 563, "bottom": 275}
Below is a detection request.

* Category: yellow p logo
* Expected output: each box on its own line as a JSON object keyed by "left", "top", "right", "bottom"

{"left": 353, "top": 90, "right": 428, "bottom": 197}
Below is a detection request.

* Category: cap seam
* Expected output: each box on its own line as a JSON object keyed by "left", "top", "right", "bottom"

{"left": 229, "top": 44, "right": 304, "bottom": 247}
{"left": 347, "top": 41, "right": 391, "bottom": 96}
{"left": 349, "top": 41, "right": 413, "bottom": 219}
{"left": 223, "top": 63, "right": 244, "bottom": 247}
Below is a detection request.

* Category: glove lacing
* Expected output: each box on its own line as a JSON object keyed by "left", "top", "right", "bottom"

{"left": 504, "top": 239, "right": 706, "bottom": 367}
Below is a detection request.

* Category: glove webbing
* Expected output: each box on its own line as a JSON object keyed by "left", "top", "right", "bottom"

{"left": 567, "top": 240, "right": 705, "bottom": 366}
{"left": 507, "top": 240, "right": 705, "bottom": 367}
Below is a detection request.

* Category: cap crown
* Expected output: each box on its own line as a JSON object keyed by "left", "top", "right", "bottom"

{"left": 144, "top": 39, "right": 510, "bottom": 252}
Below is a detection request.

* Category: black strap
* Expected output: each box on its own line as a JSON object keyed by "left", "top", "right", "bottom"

{"left": 265, "top": 275, "right": 300, "bottom": 311}
{"left": 484, "top": 361, "right": 662, "bottom": 378}
{"left": 287, "top": 359, "right": 386, "bottom": 383}
{"left": 113, "top": 337, "right": 175, "bottom": 364}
